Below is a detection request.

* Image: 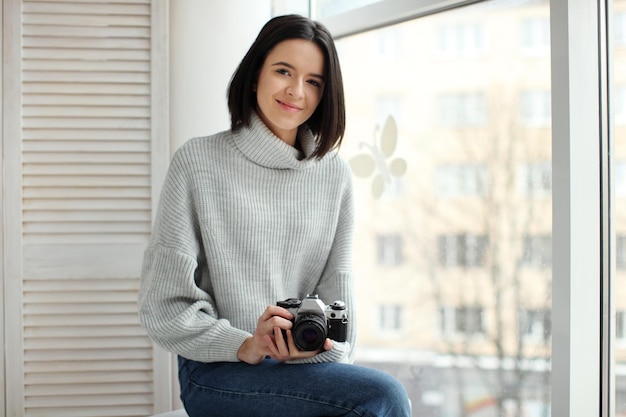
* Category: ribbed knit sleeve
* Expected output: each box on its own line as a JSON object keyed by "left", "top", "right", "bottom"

{"left": 138, "top": 145, "right": 251, "bottom": 362}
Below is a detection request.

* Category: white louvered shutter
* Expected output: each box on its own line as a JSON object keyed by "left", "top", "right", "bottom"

{"left": 4, "top": 0, "right": 170, "bottom": 416}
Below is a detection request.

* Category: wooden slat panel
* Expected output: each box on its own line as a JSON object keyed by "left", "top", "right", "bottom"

{"left": 23, "top": 140, "right": 151, "bottom": 152}
{"left": 23, "top": 176, "right": 151, "bottom": 187}
{"left": 26, "top": 0, "right": 150, "bottom": 3}
{"left": 25, "top": 348, "right": 152, "bottom": 362}
{"left": 24, "top": 71, "right": 150, "bottom": 83}
{"left": 24, "top": 405, "right": 152, "bottom": 417}
{"left": 26, "top": 359, "right": 150, "bottom": 374}
{"left": 23, "top": 2, "right": 150, "bottom": 15}
{"left": 23, "top": 187, "right": 150, "bottom": 199}
{"left": 23, "top": 36, "right": 149, "bottom": 49}
{"left": 17, "top": 1, "right": 161, "bottom": 415}
{"left": 23, "top": 164, "right": 149, "bottom": 175}
{"left": 23, "top": 151, "right": 150, "bottom": 163}
{"left": 23, "top": 48, "right": 150, "bottom": 60}
{"left": 23, "top": 13, "right": 150, "bottom": 27}
{"left": 23, "top": 24, "right": 150, "bottom": 38}
{"left": 23, "top": 118, "right": 150, "bottom": 129}
{"left": 24, "top": 234, "right": 149, "bottom": 244}
{"left": 23, "top": 60, "right": 150, "bottom": 72}
{"left": 23, "top": 82, "right": 150, "bottom": 94}
{"left": 24, "top": 382, "right": 153, "bottom": 396}
{"left": 23, "top": 223, "right": 151, "bottom": 235}
{"left": 23, "top": 129, "right": 150, "bottom": 140}
{"left": 24, "top": 393, "right": 153, "bottom": 408}
{"left": 23, "top": 244, "right": 147, "bottom": 279}
{"left": 24, "top": 303, "right": 141, "bottom": 316}
{"left": 23, "top": 106, "right": 150, "bottom": 118}
{"left": 24, "top": 325, "right": 146, "bottom": 338}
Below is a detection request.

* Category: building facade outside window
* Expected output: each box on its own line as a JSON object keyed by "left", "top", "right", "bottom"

{"left": 336, "top": 1, "right": 552, "bottom": 415}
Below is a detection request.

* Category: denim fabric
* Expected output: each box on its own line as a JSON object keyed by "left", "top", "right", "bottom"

{"left": 178, "top": 356, "right": 411, "bottom": 417}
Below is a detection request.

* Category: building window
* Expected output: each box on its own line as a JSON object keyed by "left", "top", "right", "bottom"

{"left": 616, "top": 12, "right": 626, "bottom": 46}
{"left": 518, "top": 162, "right": 551, "bottom": 196}
{"left": 617, "top": 235, "right": 626, "bottom": 269}
{"left": 616, "top": 161, "right": 626, "bottom": 196}
{"left": 436, "top": 164, "right": 488, "bottom": 197}
{"left": 379, "top": 304, "right": 404, "bottom": 333}
{"left": 520, "top": 90, "right": 551, "bottom": 127}
{"left": 438, "top": 234, "right": 488, "bottom": 267}
{"left": 441, "top": 306, "right": 485, "bottom": 337}
{"left": 376, "top": 234, "right": 404, "bottom": 266}
{"left": 378, "top": 26, "right": 404, "bottom": 59}
{"left": 521, "top": 234, "right": 552, "bottom": 268}
{"left": 616, "top": 86, "right": 626, "bottom": 125}
{"left": 438, "top": 93, "right": 487, "bottom": 127}
{"left": 518, "top": 308, "right": 551, "bottom": 342}
{"left": 438, "top": 23, "right": 485, "bottom": 56}
{"left": 375, "top": 96, "right": 403, "bottom": 129}
{"left": 617, "top": 311, "right": 626, "bottom": 342}
{"left": 521, "top": 17, "right": 550, "bottom": 55}
{"left": 380, "top": 177, "right": 405, "bottom": 200}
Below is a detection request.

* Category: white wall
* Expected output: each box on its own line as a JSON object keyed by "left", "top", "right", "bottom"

{"left": 170, "top": 1, "right": 272, "bottom": 153}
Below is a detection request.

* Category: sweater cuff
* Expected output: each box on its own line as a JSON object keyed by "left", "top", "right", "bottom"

{"left": 210, "top": 328, "right": 252, "bottom": 363}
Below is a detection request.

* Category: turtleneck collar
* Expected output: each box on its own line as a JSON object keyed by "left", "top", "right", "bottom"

{"left": 231, "top": 113, "right": 318, "bottom": 170}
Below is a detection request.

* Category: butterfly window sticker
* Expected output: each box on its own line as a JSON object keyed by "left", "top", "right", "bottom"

{"left": 349, "top": 115, "right": 408, "bottom": 199}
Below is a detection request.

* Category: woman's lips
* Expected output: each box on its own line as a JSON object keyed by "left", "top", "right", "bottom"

{"left": 277, "top": 99, "right": 302, "bottom": 112}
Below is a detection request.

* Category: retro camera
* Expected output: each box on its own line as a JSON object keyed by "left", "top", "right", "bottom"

{"left": 277, "top": 294, "right": 348, "bottom": 351}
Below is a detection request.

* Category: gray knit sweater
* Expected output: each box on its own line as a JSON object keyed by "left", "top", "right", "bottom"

{"left": 138, "top": 114, "right": 355, "bottom": 364}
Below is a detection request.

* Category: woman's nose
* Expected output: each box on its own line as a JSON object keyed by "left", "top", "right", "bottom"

{"left": 287, "top": 80, "right": 304, "bottom": 98}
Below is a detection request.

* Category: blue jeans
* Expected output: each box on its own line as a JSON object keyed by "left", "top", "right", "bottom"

{"left": 178, "top": 356, "right": 411, "bottom": 417}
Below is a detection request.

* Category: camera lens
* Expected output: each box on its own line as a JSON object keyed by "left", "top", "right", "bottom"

{"left": 293, "top": 313, "right": 327, "bottom": 351}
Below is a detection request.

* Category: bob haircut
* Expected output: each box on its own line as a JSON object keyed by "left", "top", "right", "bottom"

{"left": 227, "top": 14, "right": 346, "bottom": 160}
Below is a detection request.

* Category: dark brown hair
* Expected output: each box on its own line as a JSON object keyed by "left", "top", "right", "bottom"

{"left": 227, "top": 14, "right": 345, "bottom": 159}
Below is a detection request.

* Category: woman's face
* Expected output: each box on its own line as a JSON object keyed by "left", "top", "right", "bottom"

{"left": 255, "top": 38, "right": 325, "bottom": 146}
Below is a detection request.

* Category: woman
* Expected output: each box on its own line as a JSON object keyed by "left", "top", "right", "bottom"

{"left": 139, "top": 14, "right": 411, "bottom": 417}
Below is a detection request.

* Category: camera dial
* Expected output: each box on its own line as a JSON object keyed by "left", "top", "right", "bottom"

{"left": 277, "top": 298, "right": 302, "bottom": 309}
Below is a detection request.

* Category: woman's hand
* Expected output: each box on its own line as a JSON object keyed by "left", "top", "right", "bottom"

{"left": 265, "top": 327, "right": 333, "bottom": 362}
{"left": 236, "top": 305, "right": 333, "bottom": 364}
{"left": 237, "top": 305, "right": 293, "bottom": 364}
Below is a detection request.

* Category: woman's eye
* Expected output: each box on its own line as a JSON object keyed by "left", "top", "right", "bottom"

{"left": 276, "top": 68, "right": 290, "bottom": 76}
{"left": 308, "top": 80, "right": 321, "bottom": 88}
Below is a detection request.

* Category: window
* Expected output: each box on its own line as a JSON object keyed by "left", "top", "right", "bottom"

{"left": 378, "top": 304, "right": 404, "bottom": 333}
{"left": 438, "top": 23, "right": 485, "bottom": 56}
{"left": 616, "top": 12, "right": 626, "bottom": 46}
{"left": 521, "top": 17, "right": 550, "bottom": 55}
{"left": 378, "top": 27, "right": 403, "bottom": 59}
{"left": 438, "top": 234, "right": 488, "bottom": 267}
{"left": 617, "top": 311, "right": 626, "bottom": 342}
{"left": 375, "top": 96, "right": 403, "bottom": 128}
{"left": 522, "top": 234, "right": 552, "bottom": 268}
{"left": 518, "top": 162, "right": 551, "bottom": 196}
{"left": 518, "top": 308, "right": 551, "bottom": 342}
{"left": 440, "top": 306, "right": 485, "bottom": 337}
{"left": 520, "top": 90, "right": 551, "bottom": 127}
{"left": 617, "top": 235, "right": 626, "bottom": 269}
{"left": 438, "top": 93, "right": 487, "bottom": 127}
{"left": 616, "top": 86, "right": 626, "bottom": 125}
{"left": 436, "top": 164, "right": 488, "bottom": 197}
{"left": 376, "top": 234, "right": 404, "bottom": 266}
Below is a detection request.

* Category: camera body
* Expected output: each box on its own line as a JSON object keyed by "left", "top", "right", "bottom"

{"left": 277, "top": 294, "right": 348, "bottom": 351}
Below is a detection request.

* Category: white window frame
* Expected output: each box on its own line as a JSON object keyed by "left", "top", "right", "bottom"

{"left": 320, "top": 0, "right": 610, "bottom": 416}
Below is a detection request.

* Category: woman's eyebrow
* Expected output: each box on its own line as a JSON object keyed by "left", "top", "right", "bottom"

{"left": 271, "top": 61, "right": 325, "bottom": 80}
